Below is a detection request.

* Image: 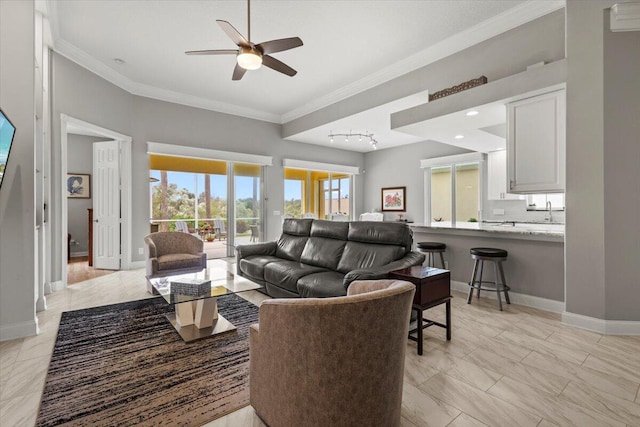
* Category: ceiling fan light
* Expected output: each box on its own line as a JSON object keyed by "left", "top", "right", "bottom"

{"left": 237, "top": 51, "right": 262, "bottom": 70}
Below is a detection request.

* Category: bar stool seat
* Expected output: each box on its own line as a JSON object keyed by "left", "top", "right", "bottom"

{"left": 417, "top": 242, "right": 447, "bottom": 269}
{"left": 470, "top": 247, "right": 507, "bottom": 258}
{"left": 467, "top": 247, "right": 511, "bottom": 310}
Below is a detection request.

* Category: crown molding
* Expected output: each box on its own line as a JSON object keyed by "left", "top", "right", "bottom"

{"left": 46, "top": 0, "right": 564, "bottom": 125}
{"left": 47, "top": 2, "right": 280, "bottom": 123}
{"left": 280, "top": 0, "right": 565, "bottom": 123}
{"left": 53, "top": 39, "right": 281, "bottom": 123}
{"left": 128, "top": 81, "right": 281, "bottom": 123}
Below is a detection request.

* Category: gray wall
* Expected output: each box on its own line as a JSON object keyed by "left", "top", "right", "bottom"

{"left": 51, "top": 55, "right": 364, "bottom": 271}
{"left": 66, "top": 134, "right": 107, "bottom": 255}
{"left": 0, "top": 0, "right": 37, "bottom": 339}
{"left": 51, "top": 54, "right": 134, "bottom": 280}
{"left": 132, "top": 96, "right": 364, "bottom": 258}
{"left": 565, "top": 0, "right": 640, "bottom": 321}
{"left": 363, "top": 140, "right": 468, "bottom": 222}
{"left": 602, "top": 8, "right": 640, "bottom": 320}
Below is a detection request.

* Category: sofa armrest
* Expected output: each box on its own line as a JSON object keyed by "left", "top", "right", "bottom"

{"left": 144, "top": 237, "right": 157, "bottom": 258}
{"left": 236, "top": 241, "right": 277, "bottom": 263}
{"left": 342, "top": 251, "right": 426, "bottom": 290}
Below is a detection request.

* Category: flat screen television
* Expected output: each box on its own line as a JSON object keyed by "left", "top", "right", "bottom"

{"left": 0, "top": 108, "right": 16, "bottom": 190}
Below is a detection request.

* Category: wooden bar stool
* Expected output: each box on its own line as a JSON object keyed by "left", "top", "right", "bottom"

{"left": 416, "top": 242, "right": 446, "bottom": 269}
{"left": 467, "top": 247, "right": 511, "bottom": 311}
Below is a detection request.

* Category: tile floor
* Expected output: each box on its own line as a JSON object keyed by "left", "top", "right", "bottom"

{"left": 1, "top": 260, "right": 639, "bottom": 427}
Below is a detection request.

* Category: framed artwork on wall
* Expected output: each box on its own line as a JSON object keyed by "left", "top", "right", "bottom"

{"left": 381, "top": 186, "right": 406, "bottom": 212}
{"left": 67, "top": 173, "right": 91, "bottom": 198}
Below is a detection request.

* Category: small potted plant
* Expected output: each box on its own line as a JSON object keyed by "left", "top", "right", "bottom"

{"left": 204, "top": 233, "right": 215, "bottom": 242}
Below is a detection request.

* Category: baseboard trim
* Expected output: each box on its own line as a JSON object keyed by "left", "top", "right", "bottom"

{"left": 562, "top": 312, "right": 640, "bottom": 335}
{"left": 128, "top": 261, "right": 145, "bottom": 270}
{"left": 451, "top": 280, "right": 565, "bottom": 314}
{"left": 70, "top": 251, "right": 88, "bottom": 257}
{"left": 0, "top": 318, "right": 39, "bottom": 341}
{"left": 50, "top": 280, "right": 65, "bottom": 292}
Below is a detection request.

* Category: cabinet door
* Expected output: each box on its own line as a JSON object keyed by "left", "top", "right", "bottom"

{"left": 507, "top": 89, "right": 565, "bottom": 193}
{"left": 487, "top": 150, "right": 524, "bottom": 200}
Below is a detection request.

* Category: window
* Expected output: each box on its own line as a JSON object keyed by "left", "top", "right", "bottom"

{"left": 422, "top": 153, "right": 484, "bottom": 225}
{"left": 283, "top": 167, "right": 353, "bottom": 219}
{"left": 526, "top": 193, "right": 565, "bottom": 211}
{"left": 322, "top": 175, "right": 350, "bottom": 218}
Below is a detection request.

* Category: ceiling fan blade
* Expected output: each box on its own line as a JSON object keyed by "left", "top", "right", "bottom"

{"left": 185, "top": 49, "right": 238, "bottom": 55}
{"left": 256, "top": 37, "right": 303, "bottom": 55}
{"left": 262, "top": 55, "right": 297, "bottom": 77}
{"left": 232, "top": 63, "right": 247, "bottom": 81}
{"left": 217, "top": 20, "right": 249, "bottom": 47}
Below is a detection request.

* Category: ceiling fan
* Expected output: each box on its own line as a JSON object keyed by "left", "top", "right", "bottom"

{"left": 185, "top": 0, "right": 303, "bottom": 81}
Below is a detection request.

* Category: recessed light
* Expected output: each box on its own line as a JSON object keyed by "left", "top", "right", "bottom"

{"left": 454, "top": 134, "right": 465, "bottom": 139}
{"left": 113, "top": 58, "right": 125, "bottom": 65}
{"left": 465, "top": 110, "right": 479, "bottom": 116}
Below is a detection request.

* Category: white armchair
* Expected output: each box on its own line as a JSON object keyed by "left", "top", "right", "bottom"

{"left": 330, "top": 212, "right": 349, "bottom": 221}
{"left": 359, "top": 212, "right": 384, "bottom": 221}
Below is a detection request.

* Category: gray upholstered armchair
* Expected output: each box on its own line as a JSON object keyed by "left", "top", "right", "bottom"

{"left": 144, "top": 231, "right": 207, "bottom": 279}
{"left": 249, "top": 279, "right": 415, "bottom": 427}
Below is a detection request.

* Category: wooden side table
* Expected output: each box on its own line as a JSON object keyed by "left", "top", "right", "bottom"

{"left": 389, "top": 266, "right": 452, "bottom": 355}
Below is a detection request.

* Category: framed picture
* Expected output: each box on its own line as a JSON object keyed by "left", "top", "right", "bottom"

{"left": 67, "top": 173, "right": 91, "bottom": 198}
{"left": 381, "top": 186, "right": 406, "bottom": 212}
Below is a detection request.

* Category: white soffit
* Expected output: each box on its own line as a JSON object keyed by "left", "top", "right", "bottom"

{"left": 420, "top": 152, "right": 485, "bottom": 168}
{"left": 282, "top": 159, "right": 360, "bottom": 175}
{"left": 147, "top": 142, "right": 273, "bottom": 166}
{"left": 610, "top": 2, "right": 640, "bottom": 32}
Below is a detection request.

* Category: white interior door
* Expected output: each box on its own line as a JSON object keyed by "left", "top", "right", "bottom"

{"left": 93, "top": 140, "right": 121, "bottom": 270}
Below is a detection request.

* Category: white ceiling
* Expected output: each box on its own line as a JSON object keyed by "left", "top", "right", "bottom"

{"left": 46, "top": 0, "right": 563, "bottom": 152}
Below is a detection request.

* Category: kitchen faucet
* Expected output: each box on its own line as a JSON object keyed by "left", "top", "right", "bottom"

{"left": 544, "top": 201, "right": 553, "bottom": 222}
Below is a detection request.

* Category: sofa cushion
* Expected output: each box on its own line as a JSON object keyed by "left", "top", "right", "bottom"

{"left": 282, "top": 218, "right": 313, "bottom": 236}
{"left": 157, "top": 253, "right": 203, "bottom": 271}
{"left": 336, "top": 242, "right": 405, "bottom": 274}
{"left": 309, "top": 220, "right": 349, "bottom": 240}
{"left": 264, "top": 261, "right": 327, "bottom": 293}
{"left": 239, "top": 255, "right": 283, "bottom": 281}
{"left": 296, "top": 271, "right": 347, "bottom": 298}
{"left": 300, "top": 237, "right": 346, "bottom": 270}
{"left": 275, "top": 234, "right": 308, "bottom": 261}
{"left": 348, "top": 221, "right": 411, "bottom": 249}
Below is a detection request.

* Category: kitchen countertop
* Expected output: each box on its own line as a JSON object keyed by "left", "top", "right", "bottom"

{"left": 408, "top": 221, "right": 564, "bottom": 242}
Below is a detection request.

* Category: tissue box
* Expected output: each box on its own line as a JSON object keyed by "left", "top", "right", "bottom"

{"left": 170, "top": 279, "right": 211, "bottom": 296}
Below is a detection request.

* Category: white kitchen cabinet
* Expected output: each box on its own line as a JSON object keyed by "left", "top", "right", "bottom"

{"left": 507, "top": 89, "right": 565, "bottom": 193}
{"left": 487, "top": 150, "right": 524, "bottom": 200}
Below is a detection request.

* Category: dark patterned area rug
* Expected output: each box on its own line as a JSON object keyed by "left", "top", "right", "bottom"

{"left": 37, "top": 294, "right": 259, "bottom": 427}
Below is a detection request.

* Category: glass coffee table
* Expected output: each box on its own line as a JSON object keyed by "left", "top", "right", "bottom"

{"left": 147, "top": 265, "right": 261, "bottom": 343}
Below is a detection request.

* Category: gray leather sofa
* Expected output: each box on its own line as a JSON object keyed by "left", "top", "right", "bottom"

{"left": 236, "top": 218, "right": 425, "bottom": 298}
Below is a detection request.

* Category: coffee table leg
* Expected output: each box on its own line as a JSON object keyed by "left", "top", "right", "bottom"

{"left": 446, "top": 300, "right": 452, "bottom": 341}
{"left": 175, "top": 301, "right": 195, "bottom": 327}
{"left": 194, "top": 297, "right": 218, "bottom": 329}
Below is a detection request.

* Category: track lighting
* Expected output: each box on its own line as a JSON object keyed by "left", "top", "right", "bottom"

{"left": 327, "top": 131, "right": 379, "bottom": 150}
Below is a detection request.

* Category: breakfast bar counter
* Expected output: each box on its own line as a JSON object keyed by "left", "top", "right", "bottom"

{"left": 409, "top": 222, "right": 565, "bottom": 306}
{"left": 409, "top": 221, "right": 564, "bottom": 242}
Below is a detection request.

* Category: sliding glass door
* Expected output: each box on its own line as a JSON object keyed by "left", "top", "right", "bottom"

{"left": 150, "top": 155, "right": 264, "bottom": 258}
{"left": 233, "top": 163, "right": 262, "bottom": 247}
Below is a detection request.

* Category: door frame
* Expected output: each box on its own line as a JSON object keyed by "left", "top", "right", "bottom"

{"left": 60, "top": 114, "right": 132, "bottom": 287}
